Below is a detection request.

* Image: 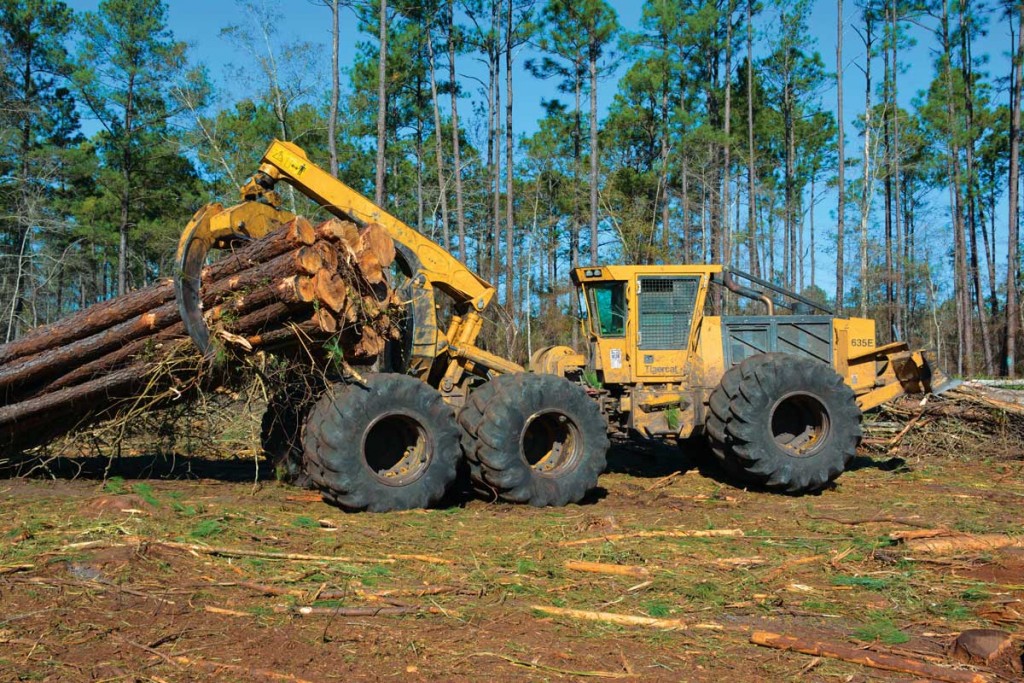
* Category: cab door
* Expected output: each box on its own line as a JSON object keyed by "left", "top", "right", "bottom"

{"left": 584, "top": 280, "right": 632, "bottom": 384}
{"left": 632, "top": 275, "right": 703, "bottom": 382}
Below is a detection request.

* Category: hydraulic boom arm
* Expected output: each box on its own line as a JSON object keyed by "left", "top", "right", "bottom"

{"left": 175, "top": 140, "right": 522, "bottom": 389}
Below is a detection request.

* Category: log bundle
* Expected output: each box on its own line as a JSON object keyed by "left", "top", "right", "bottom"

{"left": 0, "top": 216, "right": 402, "bottom": 454}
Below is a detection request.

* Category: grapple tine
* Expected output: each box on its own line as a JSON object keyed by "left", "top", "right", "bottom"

{"left": 174, "top": 205, "right": 219, "bottom": 359}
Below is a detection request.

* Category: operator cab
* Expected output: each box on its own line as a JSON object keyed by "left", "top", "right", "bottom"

{"left": 571, "top": 265, "right": 836, "bottom": 387}
{"left": 572, "top": 265, "right": 720, "bottom": 385}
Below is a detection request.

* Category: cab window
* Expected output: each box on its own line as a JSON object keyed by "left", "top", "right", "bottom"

{"left": 586, "top": 282, "right": 626, "bottom": 337}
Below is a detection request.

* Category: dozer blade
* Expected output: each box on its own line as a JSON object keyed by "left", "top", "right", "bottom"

{"left": 918, "top": 349, "right": 961, "bottom": 395}
{"left": 855, "top": 346, "right": 958, "bottom": 412}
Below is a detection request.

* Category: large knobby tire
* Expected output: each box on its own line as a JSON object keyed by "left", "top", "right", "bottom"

{"left": 706, "top": 353, "right": 862, "bottom": 494}
{"left": 459, "top": 373, "right": 610, "bottom": 507}
{"left": 261, "top": 385, "right": 318, "bottom": 488}
{"left": 302, "top": 373, "right": 461, "bottom": 512}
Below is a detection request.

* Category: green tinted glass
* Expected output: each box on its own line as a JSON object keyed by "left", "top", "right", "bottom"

{"left": 587, "top": 282, "right": 626, "bottom": 337}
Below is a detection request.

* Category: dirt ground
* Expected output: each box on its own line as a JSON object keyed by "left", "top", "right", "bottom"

{"left": 2, "top": 404, "right": 1023, "bottom": 682}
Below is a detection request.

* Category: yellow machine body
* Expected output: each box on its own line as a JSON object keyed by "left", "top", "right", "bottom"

{"left": 174, "top": 140, "right": 947, "bottom": 433}
{"left": 561, "top": 265, "right": 951, "bottom": 438}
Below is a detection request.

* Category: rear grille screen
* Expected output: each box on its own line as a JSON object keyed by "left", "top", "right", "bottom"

{"left": 638, "top": 277, "right": 699, "bottom": 350}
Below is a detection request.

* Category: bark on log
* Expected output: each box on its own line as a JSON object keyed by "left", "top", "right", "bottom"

{"left": 0, "top": 300, "right": 183, "bottom": 401}
{"left": 0, "top": 218, "right": 317, "bottom": 367}
{"left": 0, "top": 281, "right": 176, "bottom": 366}
{"left": 201, "top": 217, "right": 316, "bottom": 283}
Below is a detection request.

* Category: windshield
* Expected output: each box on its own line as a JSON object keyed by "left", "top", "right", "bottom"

{"left": 586, "top": 282, "right": 626, "bottom": 337}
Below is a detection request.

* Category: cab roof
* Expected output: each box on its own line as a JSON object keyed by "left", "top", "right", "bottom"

{"left": 571, "top": 264, "right": 724, "bottom": 285}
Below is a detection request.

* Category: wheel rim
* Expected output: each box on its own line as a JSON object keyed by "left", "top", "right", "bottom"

{"left": 522, "top": 410, "right": 583, "bottom": 476}
{"left": 361, "top": 411, "right": 433, "bottom": 486}
{"left": 770, "top": 392, "right": 830, "bottom": 457}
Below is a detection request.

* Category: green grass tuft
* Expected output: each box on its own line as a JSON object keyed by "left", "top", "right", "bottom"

{"left": 831, "top": 574, "right": 889, "bottom": 590}
{"left": 852, "top": 611, "right": 910, "bottom": 645}
{"left": 643, "top": 600, "right": 672, "bottom": 618}
{"left": 103, "top": 476, "right": 126, "bottom": 495}
{"left": 190, "top": 520, "right": 224, "bottom": 539}
{"left": 131, "top": 483, "right": 159, "bottom": 507}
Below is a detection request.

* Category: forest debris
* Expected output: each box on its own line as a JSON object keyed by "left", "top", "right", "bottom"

{"left": 0, "top": 564, "right": 33, "bottom": 576}
{"left": 122, "top": 637, "right": 315, "bottom": 682}
{"left": 901, "top": 533, "right": 1024, "bottom": 555}
{"left": 558, "top": 529, "right": 744, "bottom": 547}
{"left": 61, "top": 537, "right": 396, "bottom": 564}
{"left": 563, "top": 560, "right": 651, "bottom": 578}
{"left": 203, "top": 605, "right": 250, "bottom": 617}
{"left": 750, "top": 630, "right": 990, "bottom": 683}
{"left": 471, "top": 651, "right": 636, "bottom": 679}
{"left": 889, "top": 528, "right": 952, "bottom": 541}
{"left": 763, "top": 554, "right": 827, "bottom": 581}
{"left": 530, "top": 604, "right": 723, "bottom": 631}
{"left": 808, "top": 514, "right": 934, "bottom": 528}
{"left": 713, "top": 556, "right": 766, "bottom": 570}
{"left": 284, "top": 605, "right": 441, "bottom": 617}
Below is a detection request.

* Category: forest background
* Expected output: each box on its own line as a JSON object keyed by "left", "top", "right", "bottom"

{"left": 3, "top": 0, "right": 1023, "bottom": 378}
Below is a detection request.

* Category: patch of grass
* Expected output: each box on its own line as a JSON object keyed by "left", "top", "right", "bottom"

{"left": 292, "top": 516, "right": 318, "bottom": 529}
{"left": 172, "top": 501, "right": 198, "bottom": 517}
{"left": 852, "top": 611, "right": 910, "bottom": 645}
{"left": 312, "top": 599, "right": 345, "bottom": 608}
{"left": 516, "top": 559, "right": 537, "bottom": 574}
{"left": 131, "top": 483, "right": 159, "bottom": 507}
{"left": 928, "top": 600, "right": 971, "bottom": 621}
{"left": 685, "top": 581, "right": 722, "bottom": 606}
{"left": 103, "top": 476, "right": 126, "bottom": 495}
{"left": 831, "top": 574, "right": 889, "bottom": 590}
{"left": 643, "top": 600, "right": 672, "bottom": 618}
{"left": 801, "top": 599, "right": 842, "bottom": 614}
{"left": 190, "top": 520, "right": 224, "bottom": 539}
{"left": 959, "top": 585, "right": 990, "bottom": 601}
{"left": 355, "top": 564, "right": 391, "bottom": 586}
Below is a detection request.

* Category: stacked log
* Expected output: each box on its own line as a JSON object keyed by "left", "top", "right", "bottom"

{"left": 0, "top": 216, "right": 402, "bottom": 454}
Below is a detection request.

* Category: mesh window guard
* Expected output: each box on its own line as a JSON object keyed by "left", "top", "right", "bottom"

{"left": 638, "top": 277, "right": 700, "bottom": 350}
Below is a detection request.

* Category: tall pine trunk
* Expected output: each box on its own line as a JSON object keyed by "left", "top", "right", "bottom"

{"left": 448, "top": 1, "right": 467, "bottom": 262}
{"left": 427, "top": 28, "right": 450, "bottom": 251}
{"left": 328, "top": 0, "right": 340, "bottom": 178}
{"left": 1007, "top": 9, "right": 1023, "bottom": 377}
{"left": 942, "top": 0, "right": 971, "bottom": 375}
{"left": 747, "top": 0, "right": 760, "bottom": 279}
{"left": 722, "top": 2, "right": 733, "bottom": 272}
{"left": 504, "top": 0, "right": 515, "bottom": 310}
{"left": 858, "top": 14, "right": 873, "bottom": 319}
{"left": 375, "top": 0, "right": 388, "bottom": 206}
{"left": 588, "top": 42, "right": 599, "bottom": 264}
{"left": 835, "top": 0, "right": 846, "bottom": 311}
{"left": 960, "top": 7, "right": 994, "bottom": 374}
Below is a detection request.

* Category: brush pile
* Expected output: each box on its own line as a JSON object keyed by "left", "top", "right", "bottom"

{"left": 863, "top": 381, "right": 1024, "bottom": 461}
{"left": 0, "top": 216, "right": 402, "bottom": 453}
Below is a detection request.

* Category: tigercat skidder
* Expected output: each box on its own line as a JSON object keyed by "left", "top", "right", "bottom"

{"left": 175, "top": 140, "right": 952, "bottom": 511}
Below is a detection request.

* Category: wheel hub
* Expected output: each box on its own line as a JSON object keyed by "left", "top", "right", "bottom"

{"left": 522, "top": 411, "right": 582, "bottom": 476}
{"left": 770, "top": 392, "right": 831, "bottom": 457}
{"left": 362, "top": 412, "right": 433, "bottom": 486}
